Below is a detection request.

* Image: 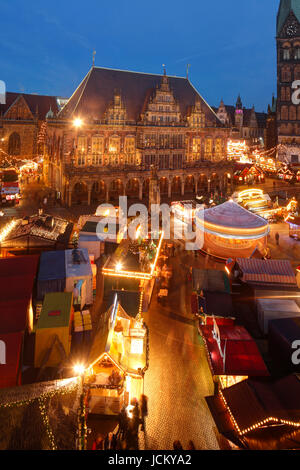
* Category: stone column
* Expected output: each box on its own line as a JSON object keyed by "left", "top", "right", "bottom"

{"left": 105, "top": 185, "right": 109, "bottom": 202}
{"left": 195, "top": 179, "right": 198, "bottom": 195}
{"left": 168, "top": 180, "right": 171, "bottom": 198}
{"left": 139, "top": 182, "right": 143, "bottom": 201}
{"left": 181, "top": 180, "right": 185, "bottom": 196}
{"left": 208, "top": 178, "right": 211, "bottom": 194}
{"left": 68, "top": 188, "right": 72, "bottom": 207}
{"left": 88, "top": 187, "right": 92, "bottom": 206}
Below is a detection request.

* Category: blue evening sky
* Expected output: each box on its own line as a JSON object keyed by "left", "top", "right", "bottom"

{"left": 0, "top": 0, "right": 279, "bottom": 112}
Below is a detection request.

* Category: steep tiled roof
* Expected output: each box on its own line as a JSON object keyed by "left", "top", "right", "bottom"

{"left": 277, "top": 0, "right": 300, "bottom": 35}
{"left": 1, "top": 92, "right": 60, "bottom": 120}
{"left": 59, "top": 66, "right": 222, "bottom": 125}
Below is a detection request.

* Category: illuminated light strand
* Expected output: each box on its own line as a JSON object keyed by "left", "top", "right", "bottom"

{"left": 219, "top": 389, "right": 300, "bottom": 436}
{"left": 0, "top": 219, "right": 18, "bottom": 243}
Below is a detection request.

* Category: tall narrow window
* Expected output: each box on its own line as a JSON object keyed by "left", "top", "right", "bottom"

{"left": 8, "top": 132, "right": 21, "bottom": 155}
{"left": 283, "top": 49, "right": 290, "bottom": 60}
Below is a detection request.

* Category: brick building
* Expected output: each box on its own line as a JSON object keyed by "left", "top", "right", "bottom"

{"left": 276, "top": 0, "right": 300, "bottom": 163}
{"left": 213, "top": 96, "right": 267, "bottom": 148}
{"left": 44, "top": 66, "right": 233, "bottom": 206}
{"left": 0, "top": 93, "right": 66, "bottom": 161}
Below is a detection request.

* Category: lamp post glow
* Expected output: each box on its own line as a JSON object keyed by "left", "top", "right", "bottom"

{"left": 73, "top": 118, "right": 83, "bottom": 128}
{"left": 74, "top": 364, "right": 87, "bottom": 451}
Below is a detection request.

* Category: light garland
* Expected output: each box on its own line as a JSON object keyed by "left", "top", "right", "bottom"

{"left": 0, "top": 219, "right": 18, "bottom": 243}
{"left": 219, "top": 389, "right": 300, "bottom": 436}
{"left": 38, "top": 397, "right": 56, "bottom": 450}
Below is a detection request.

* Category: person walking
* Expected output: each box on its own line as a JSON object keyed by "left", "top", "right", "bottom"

{"left": 117, "top": 405, "right": 128, "bottom": 440}
{"left": 92, "top": 434, "right": 104, "bottom": 450}
{"left": 104, "top": 432, "right": 117, "bottom": 450}
{"left": 275, "top": 232, "right": 280, "bottom": 246}
{"left": 140, "top": 394, "right": 148, "bottom": 432}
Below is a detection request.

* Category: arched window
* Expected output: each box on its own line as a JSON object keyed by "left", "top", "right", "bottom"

{"left": 282, "top": 66, "right": 291, "bottom": 82}
{"left": 8, "top": 132, "right": 21, "bottom": 155}
{"left": 283, "top": 48, "right": 290, "bottom": 60}
{"left": 295, "top": 48, "right": 300, "bottom": 60}
{"left": 289, "top": 106, "right": 297, "bottom": 120}
{"left": 281, "top": 106, "right": 289, "bottom": 120}
{"left": 295, "top": 65, "right": 300, "bottom": 80}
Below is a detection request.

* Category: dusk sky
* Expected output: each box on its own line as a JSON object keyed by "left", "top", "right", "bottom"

{"left": 1, "top": 0, "right": 279, "bottom": 112}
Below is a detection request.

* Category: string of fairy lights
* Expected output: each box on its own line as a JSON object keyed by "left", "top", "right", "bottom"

{"left": 0, "top": 379, "right": 80, "bottom": 450}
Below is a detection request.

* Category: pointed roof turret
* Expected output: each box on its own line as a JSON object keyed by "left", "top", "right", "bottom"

{"left": 277, "top": 0, "right": 300, "bottom": 35}
{"left": 236, "top": 94, "right": 242, "bottom": 110}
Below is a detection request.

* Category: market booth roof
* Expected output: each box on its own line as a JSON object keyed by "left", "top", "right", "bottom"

{"left": 0, "top": 255, "right": 39, "bottom": 333}
{"left": 0, "top": 331, "right": 23, "bottom": 389}
{"left": 36, "top": 292, "right": 73, "bottom": 329}
{"left": 236, "top": 258, "right": 296, "bottom": 287}
{"left": 38, "top": 250, "right": 66, "bottom": 281}
{"left": 200, "top": 322, "right": 269, "bottom": 377}
{"left": 206, "top": 374, "right": 300, "bottom": 449}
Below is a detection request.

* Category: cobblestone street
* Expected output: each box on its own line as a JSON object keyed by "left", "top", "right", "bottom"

{"left": 142, "top": 252, "right": 221, "bottom": 450}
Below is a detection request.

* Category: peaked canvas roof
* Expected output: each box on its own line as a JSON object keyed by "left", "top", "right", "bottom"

{"left": 58, "top": 66, "right": 221, "bottom": 124}
{"left": 277, "top": 0, "right": 300, "bottom": 35}
{"left": 200, "top": 324, "right": 269, "bottom": 377}
{"left": 236, "top": 258, "right": 296, "bottom": 286}
{"left": 203, "top": 201, "right": 269, "bottom": 230}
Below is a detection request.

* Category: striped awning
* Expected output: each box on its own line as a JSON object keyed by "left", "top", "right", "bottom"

{"left": 236, "top": 258, "right": 296, "bottom": 286}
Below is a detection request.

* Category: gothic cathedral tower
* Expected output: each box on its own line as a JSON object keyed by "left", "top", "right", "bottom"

{"left": 276, "top": 0, "right": 300, "bottom": 163}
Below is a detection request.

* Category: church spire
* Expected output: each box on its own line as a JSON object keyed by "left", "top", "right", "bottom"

{"left": 277, "top": 0, "right": 300, "bottom": 35}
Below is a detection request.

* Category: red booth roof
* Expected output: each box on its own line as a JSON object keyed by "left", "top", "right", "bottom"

{"left": 0, "top": 331, "right": 23, "bottom": 389}
{"left": 200, "top": 324, "right": 269, "bottom": 377}
{"left": 0, "top": 255, "right": 39, "bottom": 333}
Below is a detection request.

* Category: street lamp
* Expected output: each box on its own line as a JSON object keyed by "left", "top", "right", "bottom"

{"left": 73, "top": 118, "right": 83, "bottom": 128}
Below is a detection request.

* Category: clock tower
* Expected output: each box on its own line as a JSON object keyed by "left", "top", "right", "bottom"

{"left": 276, "top": 0, "right": 300, "bottom": 163}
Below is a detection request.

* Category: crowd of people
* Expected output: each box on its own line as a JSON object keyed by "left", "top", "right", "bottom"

{"left": 92, "top": 394, "right": 148, "bottom": 451}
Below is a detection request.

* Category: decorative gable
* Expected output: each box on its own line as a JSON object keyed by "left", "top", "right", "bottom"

{"left": 104, "top": 90, "right": 127, "bottom": 125}
{"left": 141, "top": 74, "right": 181, "bottom": 125}
{"left": 4, "top": 95, "right": 34, "bottom": 120}
{"left": 187, "top": 99, "right": 205, "bottom": 128}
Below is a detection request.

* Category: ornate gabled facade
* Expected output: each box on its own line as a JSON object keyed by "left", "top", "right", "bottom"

{"left": 213, "top": 96, "right": 267, "bottom": 147}
{"left": 45, "top": 66, "right": 233, "bottom": 206}
{"left": 276, "top": 0, "right": 300, "bottom": 163}
{"left": 0, "top": 93, "right": 64, "bottom": 161}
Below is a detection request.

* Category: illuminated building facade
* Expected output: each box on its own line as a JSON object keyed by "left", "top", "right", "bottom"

{"left": 213, "top": 96, "right": 267, "bottom": 148}
{"left": 44, "top": 66, "right": 233, "bottom": 205}
{"left": 276, "top": 0, "right": 300, "bottom": 163}
{"left": 0, "top": 93, "right": 66, "bottom": 161}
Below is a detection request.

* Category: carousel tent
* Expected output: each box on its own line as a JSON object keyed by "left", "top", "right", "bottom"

{"left": 37, "top": 250, "right": 66, "bottom": 300}
{"left": 196, "top": 201, "right": 269, "bottom": 259}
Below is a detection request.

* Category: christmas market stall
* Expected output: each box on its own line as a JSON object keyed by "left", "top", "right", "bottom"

{"left": 206, "top": 374, "right": 300, "bottom": 450}
{"left": 0, "top": 213, "right": 73, "bottom": 256}
{"left": 230, "top": 258, "right": 297, "bottom": 290}
{"left": 256, "top": 298, "right": 300, "bottom": 334}
{"left": 34, "top": 292, "right": 73, "bottom": 368}
{"left": 195, "top": 201, "right": 269, "bottom": 259}
{"left": 37, "top": 250, "right": 66, "bottom": 301}
{"left": 102, "top": 231, "right": 164, "bottom": 313}
{"left": 199, "top": 317, "right": 269, "bottom": 390}
{"left": 0, "top": 255, "right": 39, "bottom": 388}
{"left": 0, "top": 331, "right": 23, "bottom": 388}
{"left": 65, "top": 248, "right": 93, "bottom": 307}
{"left": 269, "top": 317, "right": 300, "bottom": 374}
{"left": 86, "top": 295, "right": 148, "bottom": 415}
{"left": 286, "top": 214, "right": 300, "bottom": 240}
{"left": 78, "top": 217, "right": 124, "bottom": 260}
